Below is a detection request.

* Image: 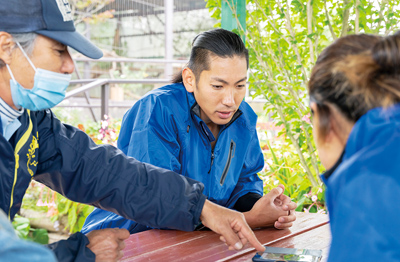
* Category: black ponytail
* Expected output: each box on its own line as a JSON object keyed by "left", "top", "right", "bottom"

{"left": 171, "top": 28, "right": 249, "bottom": 83}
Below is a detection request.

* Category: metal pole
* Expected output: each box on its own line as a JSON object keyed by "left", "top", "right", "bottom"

{"left": 101, "top": 83, "right": 110, "bottom": 120}
{"left": 164, "top": 0, "right": 173, "bottom": 79}
{"left": 72, "top": 59, "right": 97, "bottom": 122}
{"left": 221, "top": 0, "right": 246, "bottom": 43}
{"left": 84, "top": 22, "right": 91, "bottom": 79}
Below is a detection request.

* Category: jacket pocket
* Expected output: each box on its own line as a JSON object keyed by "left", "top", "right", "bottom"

{"left": 220, "top": 140, "right": 236, "bottom": 185}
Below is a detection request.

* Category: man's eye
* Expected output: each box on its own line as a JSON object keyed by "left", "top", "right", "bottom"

{"left": 237, "top": 84, "right": 246, "bottom": 88}
{"left": 56, "top": 47, "right": 66, "bottom": 54}
{"left": 212, "top": 85, "right": 223, "bottom": 89}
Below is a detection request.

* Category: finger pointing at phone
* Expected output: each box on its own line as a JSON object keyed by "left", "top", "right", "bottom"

{"left": 200, "top": 200, "right": 265, "bottom": 252}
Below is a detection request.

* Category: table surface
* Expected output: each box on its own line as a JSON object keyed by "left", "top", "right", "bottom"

{"left": 121, "top": 212, "right": 331, "bottom": 262}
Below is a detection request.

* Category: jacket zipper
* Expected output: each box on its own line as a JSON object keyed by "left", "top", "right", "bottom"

{"left": 9, "top": 110, "right": 33, "bottom": 219}
{"left": 220, "top": 140, "right": 236, "bottom": 186}
{"left": 208, "top": 151, "right": 214, "bottom": 174}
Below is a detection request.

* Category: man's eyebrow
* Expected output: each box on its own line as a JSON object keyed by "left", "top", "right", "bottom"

{"left": 235, "top": 77, "right": 247, "bottom": 84}
{"left": 211, "top": 76, "right": 247, "bottom": 85}
{"left": 53, "top": 42, "right": 66, "bottom": 49}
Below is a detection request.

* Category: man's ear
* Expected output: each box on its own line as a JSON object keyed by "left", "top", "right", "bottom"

{"left": 182, "top": 67, "right": 196, "bottom": 93}
{"left": 0, "top": 32, "right": 15, "bottom": 65}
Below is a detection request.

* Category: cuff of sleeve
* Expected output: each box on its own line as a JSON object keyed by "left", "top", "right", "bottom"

{"left": 47, "top": 232, "right": 96, "bottom": 262}
{"left": 233, "top": 192, "right": 262, "bottom": 212}
{"left": 192, "top": 194, "right": 207, "bottom": 229}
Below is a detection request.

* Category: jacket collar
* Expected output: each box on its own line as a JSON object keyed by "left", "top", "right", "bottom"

{"left": 0, "top": 97, "right": 24, "bottom": 125}
{"left": 321, "top": 103, "right": 400, "bottom": 183}
{"left": 322, "top": 150, "right": 345, "bottom": 181}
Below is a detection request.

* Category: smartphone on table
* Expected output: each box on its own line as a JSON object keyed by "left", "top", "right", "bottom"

{"left": 252, "top": 246, "right": 322, "bottom": 262}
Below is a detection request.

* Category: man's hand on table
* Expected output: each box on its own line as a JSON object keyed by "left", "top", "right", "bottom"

{"left": 243, "top": 185, "right": 297, "bottom": 229}
{"left": 200, "top": 200, "right": 265, "bottom": 252}
{"left": 86, "top": 228, "right": 130, "bottom": 262}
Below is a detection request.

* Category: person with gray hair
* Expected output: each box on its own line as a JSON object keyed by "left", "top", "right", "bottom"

{"left": 0, "top": 0, "right": 265, "bottom": 261}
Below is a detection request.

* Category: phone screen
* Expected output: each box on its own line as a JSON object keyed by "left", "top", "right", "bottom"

{"left": 252, "top": 246, "right": 322, "bottom": 262}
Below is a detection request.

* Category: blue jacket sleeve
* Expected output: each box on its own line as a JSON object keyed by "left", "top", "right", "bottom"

{"left": 31, "top": 110, "right": 206, "bottom": 259}
{"left": 226, "top": 128, "right": 264, "bottom": 208}
{"left": 47, "top": 232, "right": 95, "bottom": 262}
{"left": 81, "top": 207, "right": 152, "bottom": 234}
{"left": 118, "top": 96, "right": 182, "bottom": 173}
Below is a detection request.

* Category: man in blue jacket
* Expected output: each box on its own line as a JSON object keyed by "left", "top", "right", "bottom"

{"left": 0, "top": 1, "right": 265, "bottom": 261}
{"left": 82, "top": 29, "right": 297, "bottom": 234}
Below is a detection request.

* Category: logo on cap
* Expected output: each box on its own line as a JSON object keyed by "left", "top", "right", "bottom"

{"left": 55, "top": 0, "right": 73, "bottom": 22}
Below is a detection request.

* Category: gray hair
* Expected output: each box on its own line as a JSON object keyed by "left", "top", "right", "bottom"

{"left": 0, "top": 32, "right": 37, "bottom": 68}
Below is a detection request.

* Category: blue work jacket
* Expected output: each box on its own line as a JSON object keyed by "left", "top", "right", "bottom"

{"left": 82, "top": 82, "right": 264, "bottom": 233}
{"left": 322, "top": 104, "right": 400, "bottom": 261}
{"left": 0, "top": 108, "right": 206, "bottom": 261}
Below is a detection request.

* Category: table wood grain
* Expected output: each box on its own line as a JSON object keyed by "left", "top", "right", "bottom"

{"left": 121, "top": 212, "right": 330, "bottom": 262}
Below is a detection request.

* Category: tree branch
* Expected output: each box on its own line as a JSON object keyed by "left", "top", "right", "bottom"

{"left": 340, "top": 0, "right": 351, "bottom": 37}
{"left": 277, "top": 0, "right": 308, "bottom": 81}
{"left": 307, "top": 0, "right": 314, "bottom": 64}
{"left": 376, "top": 0, "right": 387, "bottom": 33}
{"left": 324, "top": 0, "right": 337, "bottom": 40}
{"left": 355, "top": 0, "right": 360, "bottom": 34}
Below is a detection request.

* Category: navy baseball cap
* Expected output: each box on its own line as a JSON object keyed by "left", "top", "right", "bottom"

{"left": 0, "top": 0, "right": 103, "bottom": 59}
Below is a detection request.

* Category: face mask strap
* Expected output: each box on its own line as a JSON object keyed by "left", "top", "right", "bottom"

{"left": 5, "top": 64, "right": 17, "bottom": 84}
{"left": 15, "top": 41, "right": 37, "bottom": 72}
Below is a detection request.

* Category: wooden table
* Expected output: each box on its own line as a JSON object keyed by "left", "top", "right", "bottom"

{"left": 121, "top": 212, "right": 330, "bottom": 261}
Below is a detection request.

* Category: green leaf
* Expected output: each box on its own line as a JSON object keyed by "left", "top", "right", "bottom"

{"left": 31, "top": 228, "right": 49, "bottom": 245}
{"left": 12, "top": 215, "right": 31, "bottom": 239}
{"left": 68, "top": 204, "right": 78, "bottom": 233}
{"left": 295, "top": 195, "right": 307, "bottom": 211}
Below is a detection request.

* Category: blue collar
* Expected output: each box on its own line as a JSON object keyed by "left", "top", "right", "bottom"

{"left": 0, "top": 97, "right": 24, "bottom": 139}
{"left": 0, "top": 97, "right": 24, "bottom": 124}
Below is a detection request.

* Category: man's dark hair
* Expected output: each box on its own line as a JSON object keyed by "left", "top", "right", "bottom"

{"left": 172, "top": 28, "right": 249, "bottom": 83}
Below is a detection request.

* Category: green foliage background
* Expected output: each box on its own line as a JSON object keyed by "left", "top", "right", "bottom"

{"left": 206, "top": 0, "right": 400, "bottom": 212}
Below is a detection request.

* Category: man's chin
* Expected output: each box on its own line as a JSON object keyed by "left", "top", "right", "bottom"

{"left": 213, "top": 117, "right": 233, "bottom": 126}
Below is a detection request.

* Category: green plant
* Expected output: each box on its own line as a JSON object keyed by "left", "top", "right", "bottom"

{"left": 12, "top": 215, "right": 49, "bottom": 244}
{"left": 260, "top": 138, "right": 325, "bottom": 213}
{"left": 52, "top": 196, "right": 95, "bottom": 234}
{"left": 207, "top": 0, "right": 400, "bottom": 212}
{"left": 23, "top": 181, "right": 95, "bottom": 234}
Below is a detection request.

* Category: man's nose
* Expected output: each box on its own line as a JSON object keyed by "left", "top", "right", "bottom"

{"left": 61, "top": 50, "right": 75, "bottom": 74}
{"left": 222, "top": 89, "right": 235, "bottom": 106}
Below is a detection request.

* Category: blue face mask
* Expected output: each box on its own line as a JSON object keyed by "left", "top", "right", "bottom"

{"left": 6, "top": 42, "right": 72, "bottom": 111}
